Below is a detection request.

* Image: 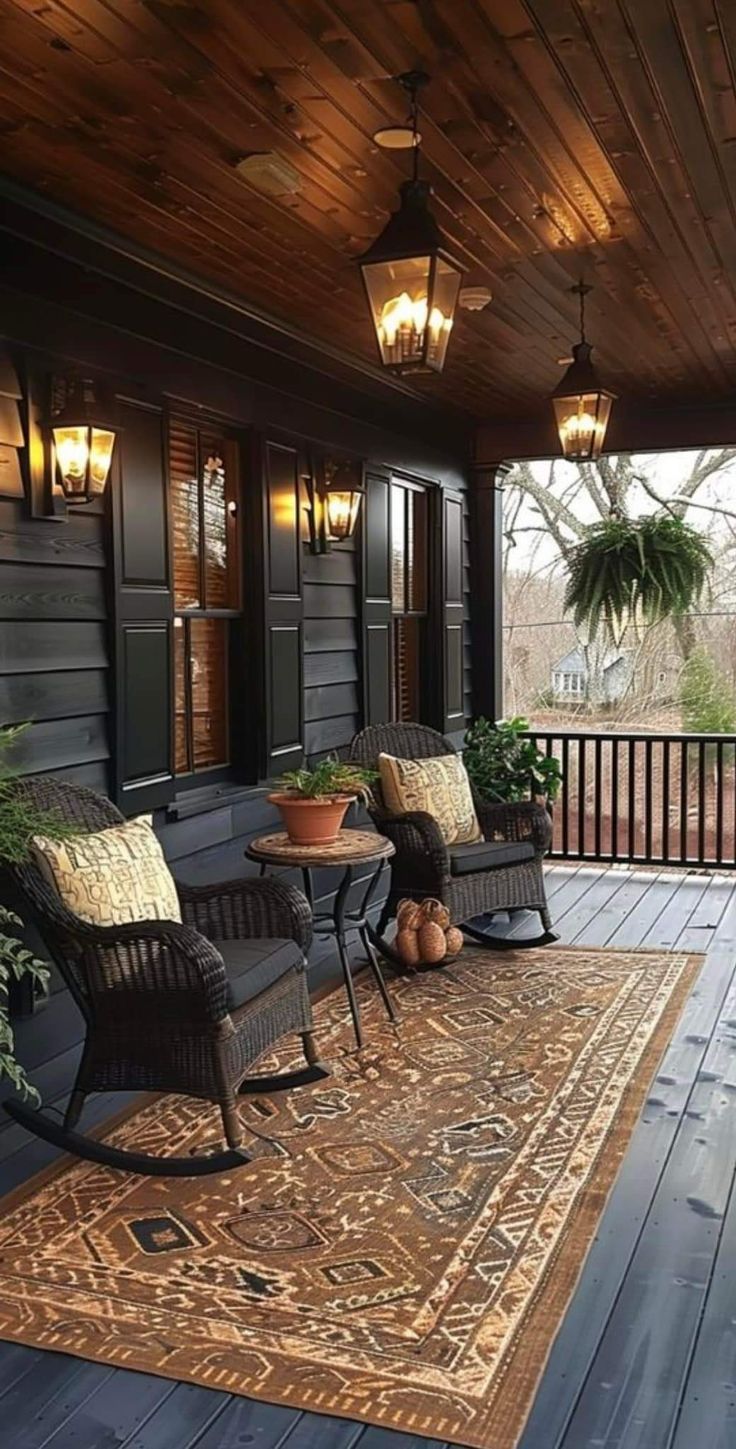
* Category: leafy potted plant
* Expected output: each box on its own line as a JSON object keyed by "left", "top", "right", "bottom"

{"left": 564, "top": 513, "right": 712, "bottom": 643}
{"left": 0, "top": 724, "right": 75, "bottom": 1103}
{"left": 269, "top": 756, "right": 378, "bottom": 846}
{"left": 463, "top": 716, "right": 562, "bottom": 805}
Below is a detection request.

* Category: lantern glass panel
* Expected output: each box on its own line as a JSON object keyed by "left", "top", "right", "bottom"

{"left": 326, "top": 488, "right": 362, "bottom": 541}
{"left": 89, "top": 428, "right": 116, "bottom": 494}
{"left": 428, "top": 257, "right": 462, "bottom": 371}
{"left": 552, "top": 390, "right": 613, "bottom": 462}
{"left": 53, "top": 424, "right": 90, "bottom": 500}
{"left": 362, "top": 255, "right": 432, "bottom": 369}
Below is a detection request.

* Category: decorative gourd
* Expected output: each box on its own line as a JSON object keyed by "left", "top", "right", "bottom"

{"left": 396, "top": 928, "right": 421, "bottom": 969}
{"left": 397, "top": 899, "right": 423, "bottom": 931}
{"left": 421, "top": 899, "right": 451, "bottom": 930}
{"left": 445, "top": 925, "right": 464, "bottom": 957}
{"left": 417, "top": 920, "right": 447, "bottom": 964}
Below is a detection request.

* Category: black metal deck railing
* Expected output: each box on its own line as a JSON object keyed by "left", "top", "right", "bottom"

{"left": 524, "top": 729, "right": 736, "bottom": 869}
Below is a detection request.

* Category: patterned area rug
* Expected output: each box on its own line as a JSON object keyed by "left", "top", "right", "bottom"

{"left": 0, "top": 946, "right": 701, "bottom": 1449}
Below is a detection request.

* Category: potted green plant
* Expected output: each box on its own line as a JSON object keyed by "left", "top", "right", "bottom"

{"left": 269, "top": 756, "right": 378, "bottom": 846}
{"left": 0, "top": 724, "right": 76, "bottom": 1103}
{"left": 463, "top": 716, "right": 562, "bottom": 805}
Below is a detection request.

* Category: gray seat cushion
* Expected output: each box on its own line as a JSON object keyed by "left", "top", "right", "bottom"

{"left": 449, "top": 840, "right": 536, "bottom": 876}
{"left": 211, "top": 937, "right": 304, "bottom": 1012}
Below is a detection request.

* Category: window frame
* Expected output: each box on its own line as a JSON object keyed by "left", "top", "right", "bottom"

{"left": 167, "top": 410, "right": 243, "bottom": 789}
{"left": 389, "top": 474, "right": 432, "bottom": 724}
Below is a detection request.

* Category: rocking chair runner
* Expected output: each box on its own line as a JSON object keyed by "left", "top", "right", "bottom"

{"left": 5, "top": 778, "right": 328, "bottom": 1177}
{"left": 349, "top": 722, "right": 556, "bottom": 951}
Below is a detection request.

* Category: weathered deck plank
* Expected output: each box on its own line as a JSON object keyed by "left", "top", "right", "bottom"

{"left": 2, "top": 866, "right": 736, "bottom": 1449}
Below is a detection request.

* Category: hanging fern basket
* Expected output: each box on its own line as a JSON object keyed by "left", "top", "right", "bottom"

{"left": 564, "top": 514, "right": 712, "bottom": 639}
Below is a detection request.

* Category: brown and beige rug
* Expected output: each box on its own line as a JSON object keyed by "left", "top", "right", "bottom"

{"left": 0, "top": 946, "right": 701, "bottom": 1449}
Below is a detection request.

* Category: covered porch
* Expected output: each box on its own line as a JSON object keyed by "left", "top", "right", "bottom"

{"left": 1, "top": 2, "right": 736, "bottom": 1448}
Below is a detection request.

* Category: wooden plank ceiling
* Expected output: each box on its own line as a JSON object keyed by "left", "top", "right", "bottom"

{"left": 1, "top": 0, "right": 736, "bottom": 421}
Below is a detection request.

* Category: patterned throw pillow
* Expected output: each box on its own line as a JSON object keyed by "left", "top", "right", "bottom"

{"left": 31, "top": 815, "right": 182, "bottom": 927}
{"left": 378, "top": 752, "right": 482, "bottom": 846}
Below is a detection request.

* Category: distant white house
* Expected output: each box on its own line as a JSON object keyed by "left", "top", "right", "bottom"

{"left": 551, "top": 646, "right": 632, "bottom": 705}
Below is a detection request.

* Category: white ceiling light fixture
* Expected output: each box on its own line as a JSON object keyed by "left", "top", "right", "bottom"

{"left": 234, "top": 152, "right": 302, "bottom": 197}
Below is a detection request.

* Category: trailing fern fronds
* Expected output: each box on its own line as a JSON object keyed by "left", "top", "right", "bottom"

{"left": 564, "top": 514, "right": 712, "bottom": 641}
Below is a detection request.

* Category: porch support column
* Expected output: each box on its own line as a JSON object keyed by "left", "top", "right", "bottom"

{"left": 469, "top": 462, "right": 511, "bottom": 722}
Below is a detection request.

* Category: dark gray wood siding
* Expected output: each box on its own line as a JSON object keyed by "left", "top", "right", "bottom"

{"left": 303, "top": 536, "right": 360, "bottom": 763}
{"left": 0, "top": 495, "right": 110, "bottom": 789}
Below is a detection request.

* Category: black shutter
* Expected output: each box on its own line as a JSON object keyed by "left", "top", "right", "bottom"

{"left": 110, "top": 399, "right": 174, "bottom": 813}
{"left": 261, "top": 438, "right": 304, "bottom": 777}
{"left": 362, "top": 467, "right": 392, "bottom": 725}
{"left": 440, "top": 488, "right": 465, "bottom": 740}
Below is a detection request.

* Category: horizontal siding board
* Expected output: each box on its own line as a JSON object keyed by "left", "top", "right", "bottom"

{"left": 9, "top": 715, "right": 109, "bottom": 774}
{"left": 0, "top": 502, "right": 105, "bottom": 568}
{"left": 304, "top": 650, "right": 359, "bottom": 687}
{"left": 303, "top": 583, "right": 356, "bottom": 619}
{"left": 304, "top": 713, "right": 358, "bottom": 755}
{"left": 304, "top": 681, "right": 359, "bottom": 722}
{"left": 0, "top": 563, "right": 106, "bottom": 620}
{"left": 44, "top": 759, "right": 110, "bottom": 791}
{"left": 302, "top": 550, "right": 355, "bottom": 585}
{"left": 0, "top": 668, "right": 108, "bottom": 725}
{"left": 303, "top": 618, "right": 357, "bottom": 653}
{"left": 0, "top": 621, "right": 108, "bottom": 673}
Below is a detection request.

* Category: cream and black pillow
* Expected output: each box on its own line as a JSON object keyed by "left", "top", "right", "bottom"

{"left": 378, "top": 752, "right": 482, "bottom": 846}
{"left": 31, "top": 815, "right": 181, "bottom": 927}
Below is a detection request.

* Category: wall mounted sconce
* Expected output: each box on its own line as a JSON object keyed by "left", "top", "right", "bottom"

{"left": 50, "top": 375, "right": 118, "bottom": 505}
{"left": 304, "top": 455, "right": 365, "bottom": 553}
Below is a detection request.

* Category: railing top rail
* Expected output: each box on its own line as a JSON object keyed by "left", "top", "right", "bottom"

{"left": 519, "top": 729, "right": 736, "bottom": 744}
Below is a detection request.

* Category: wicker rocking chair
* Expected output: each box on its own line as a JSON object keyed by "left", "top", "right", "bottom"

{"left": 5, "top": 778, "right": 328, "bottom": 1177}
{"left": 349, "top": 722, "right": 557, "bottom": 951}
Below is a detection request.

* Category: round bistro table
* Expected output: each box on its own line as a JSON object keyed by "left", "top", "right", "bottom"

{"left": 245, "top": 829, "right": 397, "bottom": 1050}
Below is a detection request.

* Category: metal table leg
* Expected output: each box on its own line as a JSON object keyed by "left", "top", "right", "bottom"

{"left": 333, "top": 864, "right": 363, "bottom": 1049}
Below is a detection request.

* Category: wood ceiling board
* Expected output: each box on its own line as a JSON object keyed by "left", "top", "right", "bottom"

{"left": 2, "top": 0, "right": 736, "bottom": 420}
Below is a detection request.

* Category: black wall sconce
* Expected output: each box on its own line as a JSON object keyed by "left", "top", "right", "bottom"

{"left": 304, "top": 455, "right": 365, "bottom": 553}
{"left": 49, "top": 375, "right": 119, "bottom": 505}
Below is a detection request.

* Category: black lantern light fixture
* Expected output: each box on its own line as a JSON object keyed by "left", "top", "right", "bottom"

{"left": 304, "top": 455, "right": 365, "bottom": 553}
{"left": 552, "top": 282, "right": 616, "bottom": 461}
{"left": 360, "top": 71, "right": 463, "bottom": 374}
{"left": 50, "top": 375, "right": 118, "bottom": 505}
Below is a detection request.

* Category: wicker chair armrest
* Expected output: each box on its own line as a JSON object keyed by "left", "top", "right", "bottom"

{"left": 373, "top": 809, "right": 451, "bottom": 879}
{"left": 475, "top": 799, "right": 552, "bottom": 854}
{"left": 177, "top": 875, "right": 313, "bottom": 951}
{"left": 68, "top": 916, "right": 231, "bottom": 1021}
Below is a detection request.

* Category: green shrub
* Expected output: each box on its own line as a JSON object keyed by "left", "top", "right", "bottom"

{"left": 464, "top": 716, "right": 562, "bottom": 804}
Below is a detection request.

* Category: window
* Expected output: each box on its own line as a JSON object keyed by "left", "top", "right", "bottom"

{"left": 390, "top": 479, "right": 429, "bottom": 721}
{"left": 169, "top": 417, "right": 241, "bottom": 777}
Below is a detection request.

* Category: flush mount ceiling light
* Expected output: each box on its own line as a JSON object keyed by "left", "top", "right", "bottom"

{"left": 551, "top": 282, "right": 616, "bottom": 461}
{"left": 234, "top": 152, "right": 301, "bottom": 197}
{"left": 360, "top": 71, "right": 464, "bottom": 375}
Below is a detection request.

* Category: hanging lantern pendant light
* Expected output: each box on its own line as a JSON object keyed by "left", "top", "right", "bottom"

{"left": 360, "top": 71, "right": 464, "bottom": 375}
{"left": 552, "top": 282, "right": 616, "bottom": 461}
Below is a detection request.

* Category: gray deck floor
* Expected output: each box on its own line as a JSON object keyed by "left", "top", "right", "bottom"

{"left": 2, "top": 864, "right": 736, "bottom": 1449}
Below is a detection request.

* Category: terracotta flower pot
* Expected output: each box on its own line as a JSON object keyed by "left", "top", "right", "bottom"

{"left": 268, "top": 792, "right": 353, "bottom": 846}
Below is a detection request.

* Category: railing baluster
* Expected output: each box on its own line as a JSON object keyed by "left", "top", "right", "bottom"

{"left": 662, "top": 737, "right": 670, "bottom": 865}
{"left": 698, "top": 740, "right": 706, "bottom": 865}
{"left": 578, "top": 737, "right": 586, "bottom": 859}
{"left": 562, "top": 736, "right": 569, "bottom": 858}
{"left": 611, "top": 736, "right": 619, "bottom": 861}
{"left": 680, "top": 740, "right": 688, "bottom": 865}
{"left": 644, "top": 738, "right": 653, "bottom": 862}
{"left": 594, "top": 736, "right": 602, "bottom": 859}
{"left": 716, "top": 739, "right": 724, "bottom": 865}
{"left": 628, "top": 738, "right": 636, "bottom": 862}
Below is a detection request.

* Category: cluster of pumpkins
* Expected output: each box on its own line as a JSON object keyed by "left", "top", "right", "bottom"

{"left": 395, "top": 897, "right": 464, "bottom": 970}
